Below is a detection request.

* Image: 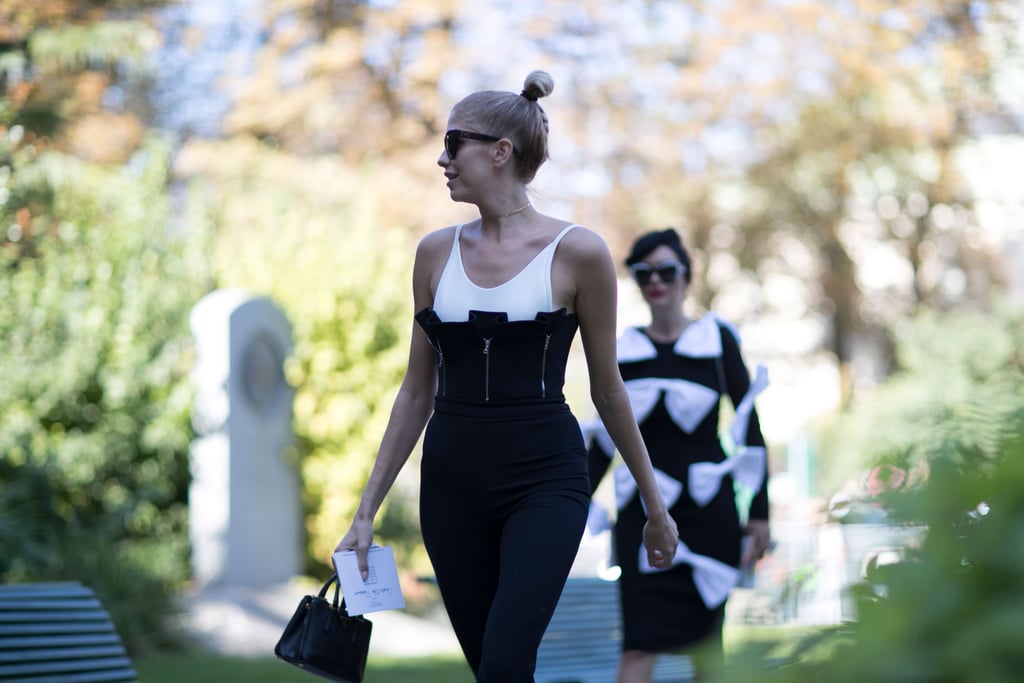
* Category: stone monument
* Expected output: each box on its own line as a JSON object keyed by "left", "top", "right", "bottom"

{"left": 189, "top": 290, "right": 301, "bottom": 586}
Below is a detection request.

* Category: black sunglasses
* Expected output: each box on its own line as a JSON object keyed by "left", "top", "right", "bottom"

{"left": 630, "top": 261, "right": 686, "bottom": 287}
{"left": 444, "top": 129, "right": 502, "bottom": 159}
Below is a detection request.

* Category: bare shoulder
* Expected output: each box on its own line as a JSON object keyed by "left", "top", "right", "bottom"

{"left": 413, "top": 226, "right": 457, "bottom": 307}
{"left": 416, "top": 225, "right": 457, "bottom": 262}
{"left": 556, "top": 225, "right": 616, "bottom": 280}
{"left": 550, "top": 223, "right": 615, "bottom": 313}
{"left": 558, "top": 224, "right": 612, "bottom": 265}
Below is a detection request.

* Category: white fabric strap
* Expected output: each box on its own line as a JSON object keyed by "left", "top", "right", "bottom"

{"left": 687, "top": 447, "right": 766, "bottom": 507}
{"left": 728, "top": 363, "right": 769, "bottom": 446}
{"left": 638, "top": 540, "right": 739, "bottom": 608}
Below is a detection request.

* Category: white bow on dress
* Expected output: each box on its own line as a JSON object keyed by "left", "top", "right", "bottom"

{"left": 638, "top": 540, "right": 740, "bottom": 608}
{"left": 684, "top": 362, "right": 769, "bottom": 506}
{"left": 613, "top": 465, "right": 683, "bottom": 512}
{"left": 627, "top": 378, "right": 721, "bottom": 433}
{"left": 728, "top": 363, "right": 770, "bottom": 446}
{"left": 579, "top": 375, "right": 720, "bottom": 459}
{"left": 687, "top": 447, "right": 766, "bottom": 506}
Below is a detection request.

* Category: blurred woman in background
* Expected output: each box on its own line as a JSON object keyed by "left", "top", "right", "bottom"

{"left": 586, "top": 228, "right": 771, "bottom": 682}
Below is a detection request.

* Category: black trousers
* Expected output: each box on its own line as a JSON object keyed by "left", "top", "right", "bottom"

{"left": 420, "top": 399, "right": 590, "bottom": 683}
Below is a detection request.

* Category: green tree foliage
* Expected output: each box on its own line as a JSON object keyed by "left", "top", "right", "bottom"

{"left": 223, "top": 0, "right": 461, "bottom": 157}
{"left": 731, "top": 417, "right": 1024, "bottom": 683}
{"left": 174, "top": 0, "right": 1022, "bottom": 407}
{"left": 182, "top": 137, "right": 422, "bottom": 574}
{"left": 1, "top": 0, "right": 200, "bottom": 652}
{"left": 817, "top": 303, "right": 1023, "bottom": 494}
{"left": 502, "top": 0, "right": 1019, "bottom": 404}
{"left": 175, "top": 0, "right": 466, "bottom": 233}
{"left": 0, "top": 137, "right": 209, "bottom": 650}
{"left": 1, "top": 2, "right": 162, "bottom": 162}
{"left": 726, "top": 305, "right": 1024, "bottom": 682}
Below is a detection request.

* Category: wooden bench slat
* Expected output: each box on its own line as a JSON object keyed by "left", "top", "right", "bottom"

{"left": 536, "top": 577, "right": 693, "bottom": 683}
{"left": 536, "top": 669, "right": 616, "bottom": 683}
{"left": 0, "top": 626, "right": 119, "bottom": 643}
{"left": 0, "top": 633, "right": 121, "bottom": 650}
{"left": 541, "top": 637, "right": 619, "bottom": 644}
{"left": 0, "top": 597, "right": 104, "bottom": 610}
{"left": 0, "top": 645, "right": 128, "bottom": 663}
{"left": 538, "top": 651, "right": 618, "bottom": 661}
{"left": 654, "top": 658, "right": 694, "bottom": 679}
{"left": 0, "top": 668, "right": 139, "bottom": 683}
{"left": 537, "top": 578, "right": 622, "bottom": 683}
{"left": 0, "top": 584, "right": 97, "bottom": 598}
{"left": 0, "top": 655, "right": 134, "bottom": 676}
{"left": 536, "top": 659, "right": 692, "bottom": 683}
{"left": 0, "top": 618, "right": 112, "bottom": 626}
{"left": 0, "top": 582, "right": 137, "bottom": 683}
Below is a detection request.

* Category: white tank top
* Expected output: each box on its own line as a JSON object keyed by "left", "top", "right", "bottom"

{"left": 432, "top": 223, "right": 578, "bottom": 322}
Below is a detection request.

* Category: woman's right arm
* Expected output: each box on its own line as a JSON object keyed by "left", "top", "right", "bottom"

{"left": 567, "top": 228, "right": 677, "bottom": 567}
{"left": 333, "top": 233, "right": 446, "bottom": 578}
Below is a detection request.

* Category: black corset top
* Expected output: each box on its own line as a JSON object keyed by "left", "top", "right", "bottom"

{"left": 414, "top": 307, "right": 579, "bottom": 404}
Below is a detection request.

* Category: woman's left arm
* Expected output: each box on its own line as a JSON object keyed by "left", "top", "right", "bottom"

{"left": 565, "top": 228, "right": 678, "bottom": 567}
{"left": 720, "top": 325, "right": 772, "bottom": 563}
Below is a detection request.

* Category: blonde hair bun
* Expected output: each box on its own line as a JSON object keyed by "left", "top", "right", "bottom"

{"left": 520, "top": 71, "right": 554, "bottom": 102}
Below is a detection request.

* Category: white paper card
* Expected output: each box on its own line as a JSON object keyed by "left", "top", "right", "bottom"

{"left": 332, "top": 545, "right": 406, "bottom": 615}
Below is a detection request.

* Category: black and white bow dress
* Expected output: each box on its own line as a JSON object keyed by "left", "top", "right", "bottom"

{"left": 585, "top": 313, "right": 769, "bottom": 652}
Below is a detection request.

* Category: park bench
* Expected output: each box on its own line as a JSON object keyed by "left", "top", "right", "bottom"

{"left": 535, "top": 577, "right": 693, "bottom": 683}
{"left": 0, "top": 582, "right": 138, "bottom": 683}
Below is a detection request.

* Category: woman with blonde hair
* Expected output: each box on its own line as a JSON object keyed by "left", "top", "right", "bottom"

{"left": 334, "top": 72, "right": 678, "bottom": 682}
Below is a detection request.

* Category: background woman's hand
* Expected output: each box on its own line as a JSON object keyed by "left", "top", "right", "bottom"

{"left": 741, "top": 519, "right": 772, "bottom": 567}
{"left": 642, "top": 512, "right": 679, "bottom": 569}
{"left": 333, "top": 518, "right": 375, "bottom": 581}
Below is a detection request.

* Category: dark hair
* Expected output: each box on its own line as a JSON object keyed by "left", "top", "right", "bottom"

{"left": 624, "top": 228, "right": 692, "bottom": 284}
{"left": 452, "top": 70, "right": 554, "bottom": 183}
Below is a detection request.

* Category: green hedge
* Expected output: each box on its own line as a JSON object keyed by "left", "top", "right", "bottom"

{"left": 0, "top": 138, "right": 209, "bottom": 651}
{"left": 729, "top": 306, "right": 1024, "bottom": 682}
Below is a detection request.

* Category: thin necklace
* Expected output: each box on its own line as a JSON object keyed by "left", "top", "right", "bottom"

{"left": 499, "top": 202, "right": 531, "bottom": 218}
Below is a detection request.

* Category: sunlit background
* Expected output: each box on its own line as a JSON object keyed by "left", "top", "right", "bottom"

{"left": 2, "top": 0, "right": 1023, "bottom": 677}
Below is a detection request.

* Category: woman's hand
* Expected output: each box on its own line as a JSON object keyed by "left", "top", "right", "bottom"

{"left": 642, "top": 511, "right": 679, "bottom": 569}
{"left": 333, "top": 518, "right": 375, "bottom": 581}
{"left": 741, "top": 519, "right": 772, "bottom": 567}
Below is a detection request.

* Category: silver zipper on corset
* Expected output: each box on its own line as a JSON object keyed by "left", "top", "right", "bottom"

{"left": 427, "top": 337, "right": 446, "bottom": 396}
{"left": 482, "top": 337, "right": 492, "bottom": 401}
{"left": 540, "top": 333, "right": 551, "bottom": 398}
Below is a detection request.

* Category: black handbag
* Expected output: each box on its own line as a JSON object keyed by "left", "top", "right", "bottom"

{"left": 274, "top": 575, "right": 373, "bottom": 682}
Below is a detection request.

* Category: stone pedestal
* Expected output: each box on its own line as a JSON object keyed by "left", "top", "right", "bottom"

{"left": 189, "top": 290, "right": 300, "bottom": 586}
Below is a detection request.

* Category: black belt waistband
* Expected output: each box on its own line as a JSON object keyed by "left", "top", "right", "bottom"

{"left": 432, "top": 396, "right": 570, "bottom": 420}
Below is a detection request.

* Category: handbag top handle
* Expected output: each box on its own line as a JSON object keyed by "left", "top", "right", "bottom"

{"left": 317, "top": 574, "right": 358, "bottom": 616}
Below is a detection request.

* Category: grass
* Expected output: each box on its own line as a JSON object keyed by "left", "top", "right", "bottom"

{"left": 134, "top": 652, "right": 475, "bottom": 683}
{"left": 132, "top": 625, "right": 817, "bottom": 682}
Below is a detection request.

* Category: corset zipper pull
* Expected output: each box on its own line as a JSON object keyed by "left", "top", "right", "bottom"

{"left": 437, "top": 344, "right": 446, "bottom": 397}
{"left": 540, "top": 333, "right": 551, "bottom": 398}
{"left": 483, "top": 337, "right": 492, "bottom": 401}
{"left": 428, "top": 337, "right": 446, "bottom": 397}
